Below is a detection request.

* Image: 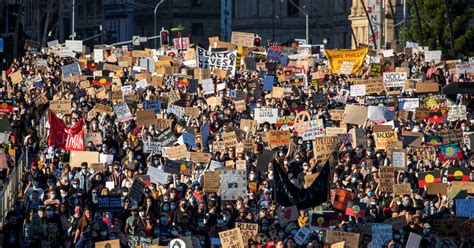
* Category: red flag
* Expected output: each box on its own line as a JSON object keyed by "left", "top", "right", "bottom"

{"left": 48, "top": 110, "right": 84, "bottom": 151}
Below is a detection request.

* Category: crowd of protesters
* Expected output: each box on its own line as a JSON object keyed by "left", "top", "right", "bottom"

{"left": 0, "top": 39, "right": 473, "bottom": 248}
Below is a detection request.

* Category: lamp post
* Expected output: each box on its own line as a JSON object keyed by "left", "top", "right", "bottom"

{"left": 288, "top": 0, "right": 309, "bottom": 45}
{"left": 154, "top": 0, "right": 166, "bottom": 48}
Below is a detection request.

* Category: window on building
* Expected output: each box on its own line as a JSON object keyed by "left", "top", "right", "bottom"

{"left": 191, "top": 23, "right": 204, "bottom": 36}
{"left": 191, "top": 0, "right": 203, "bottom": 7}
{"left": 287, "top": 0, "right": 300, "bottom": 17}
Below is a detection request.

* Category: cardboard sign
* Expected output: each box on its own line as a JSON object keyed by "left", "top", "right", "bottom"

{"left": 189, "top": 152, "right": 211, "bottom": 163}
{"left": 204, "top": 171, "right": 221, "bottom": 193}
{"left": 427, "top": 183, "right": 448, "bottom": 195}
{"left": 391, "top": 149, "right": 406, "bottom": 169}
{"left": 374, "top": 131, "right": 398, "bottom": 150}
{"left": 304, "top": 173, "right": 320, "bottom": 188}
{"left": 314, "top": 136, "right": 338, "bottom": 163}
{"left": 277, "top": 205, "right": 298, "bottom": 225}
{"left": 94, "top": 103, "right": 113, "bottom": 114}
{"left": 219, "top": 228, "right": 245, "bottom": 248}
{"left": 236, "top": 222, "right": 258, "bottom": 245}
{"left": 451, "top": 181, "right": 474, "bottom": 194}
{"left": 50, "top": 100, "right": 71, "bottom": 114}
{"left": 416, "top": 81, "right": 439, "bottom": 93}
{"left": 9, "top": 70, "right": 23, "bottom": 84}
{"left": 136, "top": 109, "right": 157, "bottom": 126}
{"left": 393, "top": 183, "right": 411, "bottom": 195}
{"left": 69, "top": 151, "right": 99, "bottom": 168}
{"left": 95, "top": 240, "right": 120, "bottom": 248}
{"left": 343, "top": 105, "right": 368, "bottom": 125}
{"left": 379, "top": 166, "right": 395, "bottom": 193}
{"left": 166, "top": 145, "right": 188, "bottom": 159}
{"left": 325, "top": 230, "right": 360, "bottom": 248}
{"left": 408, "top": 146, "right": 437, "bottom": 161}
{"left": 301, "top": 119, "right": 325, "bottom": 141}
{"left": 84, "top": 132, "right": 103, "bottom": 145}
{"left": 235, "top": 100, "right": 246, "bottom": 112}
{"left": 349, "top": 127, "right": 367, "bottom": 148}
{"left": 231, "top": 31, "right": 255, "bottom": 47}
{"left": 330, "top": 109, "right": 345, "bottom": 121}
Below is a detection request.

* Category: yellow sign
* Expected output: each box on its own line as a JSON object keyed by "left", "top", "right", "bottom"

{"left": 324, "top": 48, "right": 368, "bottom": 75}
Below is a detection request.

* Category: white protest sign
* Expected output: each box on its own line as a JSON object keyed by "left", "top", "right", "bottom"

{"left": 94, "top": 49, "right": 104, "bottom": 63}
{"left": 147, "top": 166, "right": 169, "bottom": 185}
{"left": 350, "top": 84, "right": 366, "bottom": 97}
{"left": 339, "top": 61, "right": 355, "bottom": 75}
{"left": 143, "top": 141, "right": 162, "bottom": 153}
{"left": 167, "top": 104, "right": 185, "bottom": 119}
{"left": 425, "top": 50, "right": 442, "bottom": 63}
{"left": 197, "top": 47, "right": 237, "bottom": 75}
{"left": 254, "top": 108, "right": 278, "bottom": 124}
{"left": 447, "top": 105, "right": 467, "bottom": 121}
{"left": 383, "top": 72, "right": 407, "bottom": 88}
{"left": 65, "top": 40, "right": 83, "bottom": 53}
{"left": 202, "top": 78, "right": 215, "bottom": 95}
{"left": 301, "top": 119, "right": 325, "bottom": 141}
{"left": 455, "top": 62, "right": 474, "bottom": 74}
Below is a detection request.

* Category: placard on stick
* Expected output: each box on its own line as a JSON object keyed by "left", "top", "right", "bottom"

{"left": 219, "top": 228, "right": 245, "bottom": 248}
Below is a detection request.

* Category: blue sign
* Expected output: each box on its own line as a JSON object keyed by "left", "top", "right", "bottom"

{"left": 183, "top": 132, "right": 197, "bottom": 148}
{"left": 263, "top": 75, "right": 275, "bottom": 91}
{"left": 279, "top": 55, "right": 289, "bottom": 66}
{"left": 266, "top": 49, "right": 281, "bottom": 61}
{"left": 0, "top": 38, "right": 3, "bottom": 53}
{"left": 456, "top": 199, "right": 474, "bottom": 218}
{"left": 144, "top": 100, "right": 162, "bottom": 114}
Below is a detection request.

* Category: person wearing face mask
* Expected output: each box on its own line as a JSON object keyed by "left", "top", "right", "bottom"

{"left": 44, "top": 205, "right": 64, "bottom": 241}
{"left": 24, "top": 177, "right": 45, "bottom": 201}
{"left": 108, "top": 164, "right": 126, "bottom": 189}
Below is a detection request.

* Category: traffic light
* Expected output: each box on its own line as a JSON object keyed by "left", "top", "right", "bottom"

{"left": 254, "top": 35, "right": 261, "bottom": 47}
{"left": 160, "top": 29, "right": 169, "bottom": 46}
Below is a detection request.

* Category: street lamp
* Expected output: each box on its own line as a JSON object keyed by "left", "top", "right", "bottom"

{"left": 287, "top": 0, "right": 309, "bottom": 45}
{"left": 154, "top": 0, "right": 166, "bottom": 48}
{"left": 323, "top": 38, "right": 328, "bottom": 46}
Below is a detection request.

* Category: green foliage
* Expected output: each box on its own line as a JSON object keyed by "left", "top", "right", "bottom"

{"left": 406, "top": 0, "right": 474, "bottom": 58}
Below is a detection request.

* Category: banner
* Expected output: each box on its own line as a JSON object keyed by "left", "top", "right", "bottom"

{"left": 438, "top": 142, "right": 463, "bottom": 162}
{"left": 197, "top": 47, "right": 237, "bottom": 75}
{"left": 324, "top": 48, "right": 368, "bottom": 75}
{"left": 273, "top": 159, "right": 329, "bottom": 209}
{"left": 48, "top": 110, "right": 84, "bottom": 151}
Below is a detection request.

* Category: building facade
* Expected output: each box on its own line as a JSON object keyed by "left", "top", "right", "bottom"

{"left": 231, "top": 0, "right": 353, "bottom": 49}
{"left": 349, "top": 0, "right": 407, "bottom": 49}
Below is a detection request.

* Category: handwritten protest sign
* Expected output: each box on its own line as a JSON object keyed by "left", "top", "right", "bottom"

{"left": 379, "top": 166, "right": 395, "bottom": 193}
{"left": 197, "top": 47, "right": 237, "bottom": 75}
{"left": 254, "top": 108, "right": 278, "bottom": 124}
{"left": 314, "top": 136, "right": 338, "bottom": 163}
{"left": 391, "top": 149, "right": 406, "bottom": 169}
{"left": 219, "top": 228, "right": 245, "bottom": 248}
{"left": 236, "top": 222, "right": 258, "bottom": 245}
{"left": 368, "top": 224, "right": 392, "bottom": 248}
{"left": 204, "top": 171, "right": 221, "bottom": 193}
{"left": 113, "top": 102, "right": 132, "bottom": 122}
{"left": 455, "top": 199, "right": 474, "bottom": 218}
{"left": 374, "top": 131, "right": 398, "bottom": 150}
{"left": 231, "top": 31, "right": 254, "bottom": 47}
{"left": 325, "top": 230, "right": 360, "bottom": 248}
{"left": 383, "top": 71, "right": 407, "bottom": 88}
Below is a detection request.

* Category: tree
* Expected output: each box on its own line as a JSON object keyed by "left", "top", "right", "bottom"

{"left": 407, "top": 0, "right": 474, "bottom": 58}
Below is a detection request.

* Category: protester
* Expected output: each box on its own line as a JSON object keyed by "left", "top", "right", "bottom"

{"left": 0, "top": 37, "right": 473, "bottom": 248}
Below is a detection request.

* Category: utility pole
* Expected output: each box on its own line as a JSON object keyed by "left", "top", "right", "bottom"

{"left": 288, "top": 0, "right": 309, "bottom": 44}
{"left": 412, "top": 0, "right": 424, "bottom": 45}
{"left": 444, "top": 0, "right": 455, "bottom": 57}
{"left": 72, "top": 0, "right": 76, "bottom": 40}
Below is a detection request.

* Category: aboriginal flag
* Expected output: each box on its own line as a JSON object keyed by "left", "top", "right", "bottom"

{"left": 428, "top": 112, "right": 443, "bottom": 124}
{"left": 87, "top": 60, "right": 98, "bottom": 70}
{"left": 332, "top": 188, "right": 355, "bottom": 212}
{"left": 345, "top": 200, "right": 367, "bottom": 218}
{"left": 447, "top": 167, "right": 470, "bottom": 182}
{"left": 418, "top": 170, "right": 442, "bottom": 188}
{"left": 178, "top": 77, "right": 189, "bottom": 86}
{"left": 92, "top": 76, "right": 112, "bottom": 86}
{"left": 309, "top": 211, "right": 339, "bottom": 227}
